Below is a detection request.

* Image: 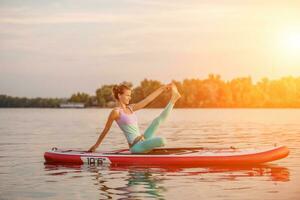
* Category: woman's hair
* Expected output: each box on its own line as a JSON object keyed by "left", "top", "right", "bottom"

{"left": 112, "top": 84, "right": 131, "bottom": 100}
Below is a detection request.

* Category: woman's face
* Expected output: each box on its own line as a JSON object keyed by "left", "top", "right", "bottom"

{"left": 118, "top": 89, "right": 132, "bottom": 105}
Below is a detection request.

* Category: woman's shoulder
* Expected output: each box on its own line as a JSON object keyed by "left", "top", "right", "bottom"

{"left": 112, "top": 104, "right": 135, "bottom": 114}
{"left": 112, "top": 107, "right": 121, "bottom": 112}
{"left": 110, "top": 107, "right": 122, "bottom": 115}
{"left": 109, "top": 107, "right": 121, "bottom": 120}
{"left": 112, "top": 105, "right": 133, "bottom": 111}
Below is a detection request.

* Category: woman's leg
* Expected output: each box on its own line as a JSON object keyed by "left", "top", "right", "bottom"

{"left": 130, "top": 137, "right": 166, "bottom": 153}
{"left": 130, "top": 102, "right": 174, "bottom": 153}
{"left": 131, "top": 84, "right": 181, "bottom": 154}
{"left": 143, "top": 102, "right": 174, "bottom": 139}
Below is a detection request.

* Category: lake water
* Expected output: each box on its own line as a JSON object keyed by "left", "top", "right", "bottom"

{"left": 0, "top": 108, "right": 299, "bottom": 200}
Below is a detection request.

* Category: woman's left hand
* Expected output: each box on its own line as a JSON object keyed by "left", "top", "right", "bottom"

{"left": 163, "top": 83, "right": 172, "bottom": 91}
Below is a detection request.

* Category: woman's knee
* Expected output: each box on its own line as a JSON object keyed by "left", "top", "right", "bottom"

{"left": 130, "top": 137, "right": 166, "bottom": 154}
{"left": 156, "top": 137, "right": 166, "bottom": 146}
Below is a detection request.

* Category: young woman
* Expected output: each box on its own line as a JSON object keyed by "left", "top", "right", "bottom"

{"left": 88, "top": 82, "right": 181, "bottom": 153}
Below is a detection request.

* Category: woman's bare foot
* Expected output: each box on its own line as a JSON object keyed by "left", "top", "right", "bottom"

{"left": 171, "top": 83, "right": 181, "bottom": 102}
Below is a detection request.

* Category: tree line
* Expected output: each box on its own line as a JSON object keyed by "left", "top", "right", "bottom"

{"left": 1, "top": 74, "right": 300, "bottom": 108}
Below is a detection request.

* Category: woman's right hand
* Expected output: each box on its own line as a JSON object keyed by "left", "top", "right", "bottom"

{"left": 88, "top": 144, "right": 99, "bottom": 152}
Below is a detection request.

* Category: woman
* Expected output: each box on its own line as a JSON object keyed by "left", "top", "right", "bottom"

{"left": 88, "top": 82, "right": 181, "bottom": 153}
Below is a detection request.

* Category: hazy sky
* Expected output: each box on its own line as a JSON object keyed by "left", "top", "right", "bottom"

{"left": 1, "top": 0, "right": 300, "bottom": 97}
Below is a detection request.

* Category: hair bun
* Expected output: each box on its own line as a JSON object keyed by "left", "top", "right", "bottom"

{"left": 112, "top": 84, "right": 131, "bottom": 100}
{"left": 112, "top": 85, "right": 119, "bottom": 92}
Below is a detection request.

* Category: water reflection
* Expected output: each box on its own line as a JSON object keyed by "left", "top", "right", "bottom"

{"left": 44, "top": 164, "right": 290, "bottom": 199}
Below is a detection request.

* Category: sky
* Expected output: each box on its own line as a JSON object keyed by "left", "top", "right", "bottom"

{"left": 1, "top": 0, "right": 300, "bottom": 98}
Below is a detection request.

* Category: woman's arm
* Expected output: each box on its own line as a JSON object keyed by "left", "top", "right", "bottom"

{"left": 132, "top": 84, "right": 171, "bottom": 111}
{"left": 88, "top": 109, "right": 118, "bottom": 152}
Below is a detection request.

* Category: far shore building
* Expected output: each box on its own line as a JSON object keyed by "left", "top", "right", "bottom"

{"left": 59, "top": 102, "right": 85, "bottom": 108}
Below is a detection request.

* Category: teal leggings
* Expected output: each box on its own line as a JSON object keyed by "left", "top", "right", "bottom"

{"left": 130, "top": 102, "right": 174, "bottom": 153}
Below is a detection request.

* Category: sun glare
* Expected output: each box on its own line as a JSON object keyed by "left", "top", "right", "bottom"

{"left": 282, "top": 32, "right": 300, "bottom": 53}
{"left": 279, "top": 26, "right": 300, "bottom": 57}
{"left": 272, "top": 25, "right": 300, "bottom": 71}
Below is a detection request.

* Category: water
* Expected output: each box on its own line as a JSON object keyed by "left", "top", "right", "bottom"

{"left": 0, "top": 108, "right": 299, "bottom": 200}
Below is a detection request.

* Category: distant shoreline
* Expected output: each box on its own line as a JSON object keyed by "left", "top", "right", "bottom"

{"left": 1, "top": 107, "right": 300, "bottom": 109}
{"left": 2, "top": 75, "right": 300, "bottom": 109}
